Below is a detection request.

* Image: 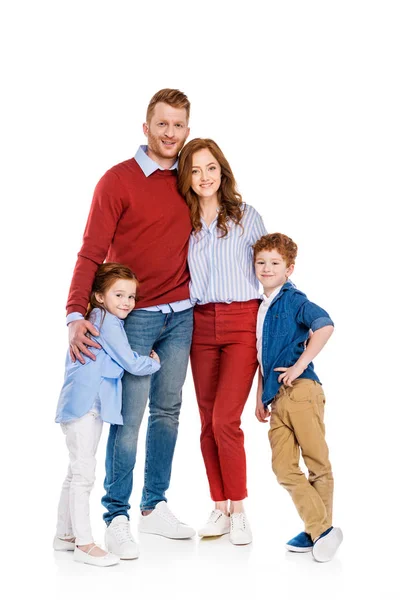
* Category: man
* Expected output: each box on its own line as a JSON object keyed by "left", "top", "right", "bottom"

{"left": 66, "top": 89, "right": 195, "bottom": 559}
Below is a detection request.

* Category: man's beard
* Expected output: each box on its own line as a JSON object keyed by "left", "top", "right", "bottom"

{"left": 147, "top": 130, "right": 183, "bottom": 160}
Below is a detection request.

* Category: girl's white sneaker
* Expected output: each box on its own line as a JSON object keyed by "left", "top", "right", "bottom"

{"left": 73, "top": 546, "right": 120, "bottom": 567}
{"left": 198, "top": 510, "right": 230, "bottom": 537}
{"left": 230, "top": 513, "right": 253, "bottom": 545}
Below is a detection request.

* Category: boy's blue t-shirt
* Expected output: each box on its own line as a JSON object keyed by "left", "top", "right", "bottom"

{"left": 258, "top": 281, "right": 334, "bottom": 406}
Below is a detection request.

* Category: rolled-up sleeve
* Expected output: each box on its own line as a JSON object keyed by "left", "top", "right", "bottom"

{"left": 295, "top": 298, "right": 334, "bottom": 331}
{"left": 309, "top": 315, "right": 334, "bottom": 331}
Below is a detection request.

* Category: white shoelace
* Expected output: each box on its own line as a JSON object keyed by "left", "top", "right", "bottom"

{"left": 231, "top": 513, "right": 246, "bottom": 531}
{"left": 207, "top": 510, "right": 224, "bottom": 524}
{"left": 158, "top": 505, "right": 183, "bottom": 526}
{"left": 112, "top": 521, "right": 134, "bottom": 544}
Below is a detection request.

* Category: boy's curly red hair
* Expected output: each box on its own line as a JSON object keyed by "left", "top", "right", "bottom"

{"left": 253, "top": 233, "right": 298, "bottom": 265}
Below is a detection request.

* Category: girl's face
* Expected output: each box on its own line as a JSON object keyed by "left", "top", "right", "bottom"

{"left": 95, "top": 278, "right": 137, "bottom": 319}
{"left": 191, "top": 148, "right": 222, "bottom": 202}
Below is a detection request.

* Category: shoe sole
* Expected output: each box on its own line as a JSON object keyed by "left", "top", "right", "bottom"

{"left": 312, "top": 527, "right": 343, "bottom": 562}
{"left": 229, "top": 536, "right": 253, "bottom": 545}
{"left": 104, "top": 547, "right": 139, "bottom": 560}
{"left": 198, "top": 528, "right": 230, "bottom": 537}
{"left": 285, "top": 544, "right": 313, "bottom": 553}
{"left": 230, "top": 539, "right": 252, "bottom": 546}
{"left": 73, "top": 558, "right": 119, "bottom": 567}
{"left": 138, "top": 529, "right": 195, "bottom": 539}
{"left": 74, "top": 548, "right": 120, "bottom": 567}
{"left": 104, "top": 543, "right": 139, "bottom": 559}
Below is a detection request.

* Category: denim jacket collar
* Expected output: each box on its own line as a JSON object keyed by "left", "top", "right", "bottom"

{"left": 268, "top": 280, "right": 295, "bottom": 308}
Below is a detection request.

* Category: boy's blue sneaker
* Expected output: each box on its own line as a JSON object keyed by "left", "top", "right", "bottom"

{"left": 285, "top": 531, "right": 314, "bottom": 553}
{"left": 312, "top": 526, "right": 343, "bottom": 562}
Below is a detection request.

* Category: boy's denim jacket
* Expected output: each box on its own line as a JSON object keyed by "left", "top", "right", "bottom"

{"left": 260, "top": 281, "right": 334, "bottom": 406}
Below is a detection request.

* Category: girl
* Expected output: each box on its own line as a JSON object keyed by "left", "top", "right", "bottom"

{"left": 53, "top": 263, "right": 160, "bottom": 566}
{"left": 178, "top": 139, "right": 266, "bottom": 545}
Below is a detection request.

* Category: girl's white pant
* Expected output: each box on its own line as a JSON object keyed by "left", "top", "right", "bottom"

{"left": 56, "top": 411, "right": 103, "bottom": 546}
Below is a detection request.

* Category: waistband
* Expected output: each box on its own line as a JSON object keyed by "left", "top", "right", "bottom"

{"left": 194, "top": 299, "right": 260, "bottom": 313}
{"left": 275, "top": 378, "right": 322, "bottom": 399}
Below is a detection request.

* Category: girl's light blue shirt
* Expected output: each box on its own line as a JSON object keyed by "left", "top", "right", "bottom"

{"left": 188, "top": 204, "right": 266, "bottom": 305}
{"left": 55, "top": 308, "right": 160, "bottom": 425}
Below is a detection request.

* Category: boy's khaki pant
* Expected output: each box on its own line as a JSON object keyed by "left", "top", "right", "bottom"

{"left": 268, "top": 378, "right": 333, "bottom": 541}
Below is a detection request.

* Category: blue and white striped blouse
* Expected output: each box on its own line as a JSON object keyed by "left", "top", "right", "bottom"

{"left": 188, "top": 204, "right": 267, "bottom": 305}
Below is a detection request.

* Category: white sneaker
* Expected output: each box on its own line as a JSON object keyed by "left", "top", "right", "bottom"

{"left": 53, "top": 535, "right": 75, "bottom": 551}
{"left": 74, "top": 546, "right": 119, "bottom": 567}
{"left": 230, "top": 513, "right": 253, "bottom": 545}
{"left": 138, "top": 501, "right": 195, "bottom": 539}
{"left": 198, "top": 510, "right": 230, "bottom": 537}
{"left": 312, "top": 527, "right": 343, "bottom": 562}
{"left": 105, "top": 515, "right": 139, "bottom": 559}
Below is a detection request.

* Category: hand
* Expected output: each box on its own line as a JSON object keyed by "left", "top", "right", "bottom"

{"left": 150, "top": 349, "right": 160, "bottom": 363}
{"left": 68, "top": 319, "right": 101, "bottom": 364}
{"left": 274, "top": 363, "right": 306, "bottom": 387}
{"left": 255, "top": 398, "right": 270, "bottom": 423}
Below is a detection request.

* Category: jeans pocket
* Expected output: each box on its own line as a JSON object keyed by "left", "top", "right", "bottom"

{"left": 287, "top": 386, "right": 314, "bottom": 413}
{"left": 288, "top": 389, "right": 311, "bottom": 403}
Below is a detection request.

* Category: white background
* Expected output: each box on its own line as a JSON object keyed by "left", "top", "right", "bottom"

{"left": 1, "top": 1, "right": 399, "bottom": 599}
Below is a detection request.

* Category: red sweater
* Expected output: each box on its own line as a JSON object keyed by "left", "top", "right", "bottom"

{"left": 67, "top": 158, "right": 192, "bottom": 315}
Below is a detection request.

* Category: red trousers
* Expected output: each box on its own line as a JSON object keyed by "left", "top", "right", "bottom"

{"left": 190, "top": 300, "right": 259, "bottom": 501}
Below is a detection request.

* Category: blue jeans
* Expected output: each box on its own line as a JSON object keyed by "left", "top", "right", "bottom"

{"left": 102, "top": 307, "right": 193, "bottom": 521}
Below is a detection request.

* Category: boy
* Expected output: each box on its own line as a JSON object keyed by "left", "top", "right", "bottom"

{"left": 253, "top": 233, "right": 343, "bottom": 562}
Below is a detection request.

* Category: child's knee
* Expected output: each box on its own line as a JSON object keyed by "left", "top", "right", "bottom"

{"left": 272, "top": 460, "right": 301, "bottom": 486}
{"left": 70, "top": 457, "right": 97, "bottom": 486}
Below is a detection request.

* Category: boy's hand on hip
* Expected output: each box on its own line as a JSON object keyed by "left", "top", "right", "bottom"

{"left": 255, "top": 398, "right": 270, "bottom": 423}
{"left": 68, "top": 319, "right": 101, "bottom": 364}
{"left": 275, "top": 363, "right": 305, "bottom": 387}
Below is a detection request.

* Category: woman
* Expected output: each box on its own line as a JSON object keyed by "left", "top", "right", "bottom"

{"left": 178, "top": 139, "right": 266, "bottom": 545}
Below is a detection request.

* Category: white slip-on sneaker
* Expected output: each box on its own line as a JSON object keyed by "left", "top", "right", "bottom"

{"left": 138, "top": 501, "right": 195, "bottom": 539}
{"left": 312, "top": 527, "right": 343, "bottom": 562}
{"left": 198, "top": 510, "right": 231, "bottom": 537}
{"left": 53, "top": 535, "right": 75, "bottom": 551}
{"left": 105, "top": 515, "right": 139, "bottom": 559}
{"left": 73, "top": 546, "right": 119, "bottom": 567}
{"left": 230, "top": 513, "right": 253, "bottom": 545}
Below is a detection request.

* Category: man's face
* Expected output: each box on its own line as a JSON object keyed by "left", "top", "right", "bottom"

{"left": 143, "top": 102, "right": 190, "bottom": 164}
{"left": 254, "top": 249, "right": 294, "bottom": 295}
